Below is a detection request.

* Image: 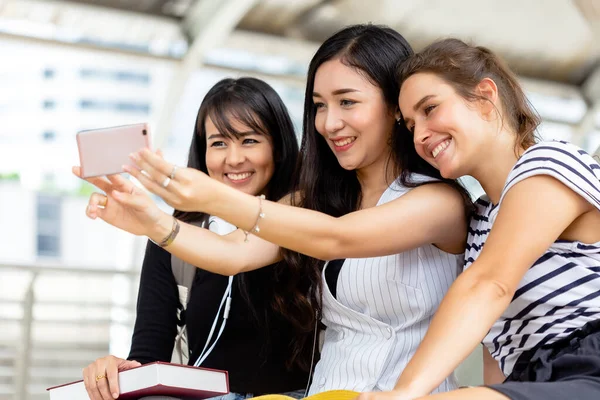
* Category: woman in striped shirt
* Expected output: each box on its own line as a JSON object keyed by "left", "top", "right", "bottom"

{"left": 359, "top": 39, "right": 600, "bottom": 400}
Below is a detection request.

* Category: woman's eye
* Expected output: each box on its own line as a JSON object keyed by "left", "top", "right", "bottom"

{"left": 314, "top": 102, "right": 325, "bottom": 110}
{"left": 340, "top": 99, "right": 356, "bottom": 107}
{"left": 424, "top": 104, "right": 436, "bottom": 116}
{"left": 210, "top": 141, "right": 226, "bottom": 148}
{"left": 243, "top": 138, "right": 259, "bottom": 145}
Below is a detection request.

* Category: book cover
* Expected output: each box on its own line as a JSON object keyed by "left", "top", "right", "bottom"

{"left": 47, "top": 361, "right": 229, "bottom": 400}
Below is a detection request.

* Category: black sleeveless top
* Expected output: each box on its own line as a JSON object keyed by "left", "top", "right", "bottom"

{"left": 324, "top": 259, "right": 346, "bottom": 299}
{"left": 128, "top": 241, "right": 308, "bottom": 394}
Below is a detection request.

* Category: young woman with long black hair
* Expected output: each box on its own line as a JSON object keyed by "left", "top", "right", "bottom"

{"left": 77, "top": 77, "right": 310, "bottom": 400}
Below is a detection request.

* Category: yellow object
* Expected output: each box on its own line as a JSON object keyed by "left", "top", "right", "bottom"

{"left": 254, "top": 389, "right": 359, "bottom": 400}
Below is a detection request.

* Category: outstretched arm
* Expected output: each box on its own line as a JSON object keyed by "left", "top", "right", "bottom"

{"left": 74, "top": 167, "right": 281, "bottom": 275}
{"left": 125, "top": 149, "right": 468, "bottom": 260}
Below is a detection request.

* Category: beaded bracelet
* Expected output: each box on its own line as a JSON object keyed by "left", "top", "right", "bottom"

{"left": 244, "top": 194, "right": 266, "bottom": 243}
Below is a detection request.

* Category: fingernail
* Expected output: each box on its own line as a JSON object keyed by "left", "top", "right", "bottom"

{"left": 122, "top": 165, "right": 130, "bottom": 173}
{"left": 113, "top": 392, "right": 118, "bottom": 399}
{"left": 129, "top": 152, "right": 139, "bottom": 161}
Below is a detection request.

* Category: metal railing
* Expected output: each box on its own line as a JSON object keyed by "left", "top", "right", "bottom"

{"left": 0, "top": 261, "right": 486, "bottom": 399}
{"left": 0, "top": 263, "right": 140, "bottom": 400}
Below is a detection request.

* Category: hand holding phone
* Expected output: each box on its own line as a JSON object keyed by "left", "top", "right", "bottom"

{"left": 72, "top": 165, "right": 171, "bottom": 238}
{"left": 76, "top": 123, "right": 151, "bottom": 178}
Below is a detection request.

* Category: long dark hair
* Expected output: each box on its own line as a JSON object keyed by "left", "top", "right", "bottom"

{"left": 175, "top": 77, "right": 298, "bottom": 216}
{"left": 283, "top": 24, "right": 474, "bottom": 330}
{"left": 173, "top": 77, "right": 311, "bottom": 369}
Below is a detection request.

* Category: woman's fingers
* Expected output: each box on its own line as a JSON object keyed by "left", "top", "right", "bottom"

{"left": 84, "top": 363, "right": 104, "bottom": 400}
{"left": 82, "top": 366, "right": 97, "bottom": 400}
{"left": 110, "top": 189, "right": 149, "bottom": 211}
{"left": 95, "top": 371, "right": 114, "bottom": 400}
{"left": 118, "top": 359, "right": 141, "bottom": 371}
{"left": 74, "top": 165, "right": 137, "bottom": 197}
{"left": 104, "top": 358, "right": 120, "bottom": 399}
{"left": 86, "top": 189, "right": 145, "bottom": 221}
{"left": 86, "top": 193, "right": 108, "bottom": 219}
{"left": 106, "top": 174, "right": 134, "bottom": 193}
{"left": 87, "top": 177, "right": 113, "bottom": 194}
{"left": 136, "top": 148, "right": 173, "bottom": 177}
{"left": 73, "top": 166, "right": 114, "bottom": 194}
{"left": 122, "top": 163, "right": 164, "bottom": 194}
{"left": 83, "top": 356, "right": 134, "bottom": 400}
{"left": 121, "top": 149, "right": 191, "bottom": 208}
{"left": 128, "top": 152, "right": 166, "bottom": 185}
{"left": 122, "top": 164, "right": 181, "bottom": 206}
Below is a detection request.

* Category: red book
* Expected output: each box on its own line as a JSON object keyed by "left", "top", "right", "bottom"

{"left": 47, "top": 362, "right": 229, "bottom": 399}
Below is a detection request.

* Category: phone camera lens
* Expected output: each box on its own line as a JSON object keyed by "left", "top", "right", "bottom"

{"left": 142, "top": 129, "right": 147, "bottom": 135}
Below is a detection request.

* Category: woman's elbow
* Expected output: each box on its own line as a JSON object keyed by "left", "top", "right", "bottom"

{"left": 314, "top": 237, "right": 349, "bottom": 261}
{"left": 486, "top": 279, "right": 513, "bottom": 300}
{"left": 214, "top": 261, "right": 244, "bottom": 277}
{"left": 463, "top": 272, "right": 515, "bottom": 303}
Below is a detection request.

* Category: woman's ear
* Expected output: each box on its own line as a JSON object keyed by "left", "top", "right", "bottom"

{"left": 476, "top": 77, "right": 499, "bottom": 119}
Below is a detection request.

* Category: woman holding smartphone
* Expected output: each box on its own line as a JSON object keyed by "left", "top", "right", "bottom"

{"left": 76, "top": 77, "right": 311, "bottom": 400}
{"left": 88, "top": 25, "right": 473, "bottom": 395}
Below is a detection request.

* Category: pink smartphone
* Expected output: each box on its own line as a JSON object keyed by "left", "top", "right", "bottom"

{"left": 76, "top": 123, "right": 152, "bottom": 178}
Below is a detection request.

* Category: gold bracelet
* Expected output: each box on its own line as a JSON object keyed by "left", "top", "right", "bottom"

{"left": 244, "top": 195, "right": 265, "bottom": 243}
{"left": 151, "top": 217, "right": 180, "bottom": 247}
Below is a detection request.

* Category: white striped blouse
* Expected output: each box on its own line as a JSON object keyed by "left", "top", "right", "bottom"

{"left": 308, "top": 174, "right": 462, "bottom": 394}
{"left": 464, "top": 141, "right": 600, "bottom": 376}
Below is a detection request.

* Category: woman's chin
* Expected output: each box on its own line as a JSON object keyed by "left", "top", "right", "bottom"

{"left": 432, "top": 155, "right": 460, "bottom": 179}
{"left": 439, "top": 164, "right": 462, "bottom": 180}
{"left": 337, "top": 160, "right": 359, "bottom": 171}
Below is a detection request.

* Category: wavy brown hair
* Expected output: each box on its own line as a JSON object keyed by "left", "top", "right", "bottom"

{"left": 397, "top": 38, "right": 541, "bottom": 153}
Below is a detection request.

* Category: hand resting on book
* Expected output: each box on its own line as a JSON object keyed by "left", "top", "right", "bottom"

{"left": 82, "top": 355, "right": 141, "bottom": 400}
{"left": 49, "top": 362, "right": 229, "bottom": 399}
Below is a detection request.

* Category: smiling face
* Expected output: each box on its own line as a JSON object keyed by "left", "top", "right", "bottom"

{"left": 399, "top": 72, "right": 492, "bottom": 179}
{"left": 312, "top": 59, "right": 397, "bottom": 172}
{"left": 204, "top": 115, "right": 275, "bottom": 196}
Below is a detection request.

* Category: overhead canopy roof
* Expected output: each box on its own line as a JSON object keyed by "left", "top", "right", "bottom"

{"left": 2, "top": 0, "right": 599, "bottom": 86}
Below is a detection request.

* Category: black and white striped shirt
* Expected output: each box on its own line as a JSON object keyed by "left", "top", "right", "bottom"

{"left": 465, "top": 141, "right": 600, "bottom": 376}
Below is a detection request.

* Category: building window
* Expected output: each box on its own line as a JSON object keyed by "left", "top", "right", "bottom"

{"left": 79, "top": 68, "right": 150, "bottom": 85}
{"left": 43, "top": 68, "right": 55, "bottom": 79}
{"left": 79, "top": 99, "right": 150, "bottom": 114}
{"left": 42, "top": 131, "right": 56, "bottom": 141}
{"left": 36, "top": 194, "right": 61, "bottom": 258}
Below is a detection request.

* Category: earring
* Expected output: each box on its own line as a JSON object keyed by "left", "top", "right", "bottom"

{"left": 395, "top": 117, "right": 402, "bottom": 125}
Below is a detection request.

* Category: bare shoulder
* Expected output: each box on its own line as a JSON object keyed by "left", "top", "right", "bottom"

{"left": 402, "top": 181, "right": 468, "bottom": 209}
{"left": 402, "top": 182, "right": 469, "bottom": 254}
